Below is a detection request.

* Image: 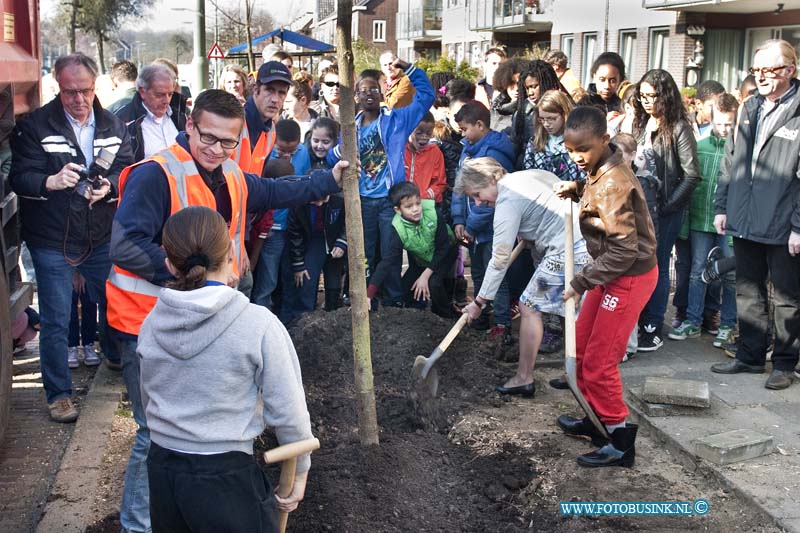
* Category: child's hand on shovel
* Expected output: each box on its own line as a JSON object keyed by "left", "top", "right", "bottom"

{"left": 563, "top": 285, "right": 582, "bottom": 306}
{"left": 274, "top": 470, "right": 308, "bottom": 513}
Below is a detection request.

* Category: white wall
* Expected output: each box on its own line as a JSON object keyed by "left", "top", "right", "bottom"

{"left": 551, "top": 0, "right": 675, "bottom": 35}
{"left": 441, "top": 3, "right": 491, "bottom": 46}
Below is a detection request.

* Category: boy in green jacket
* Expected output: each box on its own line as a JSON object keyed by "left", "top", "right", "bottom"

{"left": 669, "top": 93, "right": 739, "bottom": 347}
{"left": 367, "top": 181, "right": 458, "bottom": 318}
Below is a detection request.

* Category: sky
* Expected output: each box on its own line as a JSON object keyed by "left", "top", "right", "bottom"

{"left": 39, "top": 0, "right": 314, "bottom": 33}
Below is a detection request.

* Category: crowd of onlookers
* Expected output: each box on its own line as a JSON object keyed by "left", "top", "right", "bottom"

{"left": 6, "top": 34, "right": 800, "bottom": 533}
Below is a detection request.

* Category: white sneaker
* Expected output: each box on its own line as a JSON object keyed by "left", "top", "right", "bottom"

{"left": 82, "top": 345, "right": 101, "bottom": 366}
{"left": 67, "top": 347, "right": 79, "bottom": 369}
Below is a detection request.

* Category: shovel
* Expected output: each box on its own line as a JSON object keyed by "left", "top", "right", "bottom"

{"left": 563, "top": 201, "right": 609, "bottom": 440}
{"left": 412, "top": 240, "right": 528, "bottom": 397}
{"left": 264, "top": 437, "right": 321, "bottom": 533}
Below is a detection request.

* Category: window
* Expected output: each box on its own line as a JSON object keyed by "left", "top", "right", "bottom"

{"left": 561, "top": 34, "right": 574, "bottom": 66}
{"left": 619, "top": 30, "right": 637, "bottom": 80}
{"left": 373, "top": 20, "right": 386, "bottom": 42}
{"left": 582, "top": 32, "right": 597, "bottom": 88}
{"left": 649, "top": 27, "right": 669, "bottom": 70}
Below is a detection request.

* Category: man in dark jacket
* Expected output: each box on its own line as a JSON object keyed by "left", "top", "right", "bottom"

{"left": 711, "top": 39, "right": 800, "bottom": 390}
{"left": 9, "top": 53, "right": 133, "bottom": 423}
{"left": 114, "top": 63, "right": 188, "bottom": 162}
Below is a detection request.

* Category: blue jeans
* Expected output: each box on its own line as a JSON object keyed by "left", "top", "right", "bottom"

{"left": 640, "top": 209, "right": 685, "bottom": 334}
{"left": 113, "top": 329, "right": 151, "bottom": 533}
{"left": 470, "top": 241, "right": 511, "bottom": 326}
{"left": 362, "top": 196, "right": 402, "bottom": 300}
{"left": 28, "top": 243, "right": 117, "bottom": 403}
{"left": 68, "top": 288, "right": 96, "bottom": 347}
{"left": 687, "top": 231, "right": 736, "bottom": 327}
{"left": 251, "top": 230, "right": 287, "bottom": 309}
{"left": 280, "top": 234, "right": 344, "bottom": 324}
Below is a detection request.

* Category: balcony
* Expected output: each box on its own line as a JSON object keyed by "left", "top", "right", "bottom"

{"left": 469, "top": 0, "right": 553, "bottom": 32}
{"left": 397, "top": 0, "right": 443, "bottom": 41}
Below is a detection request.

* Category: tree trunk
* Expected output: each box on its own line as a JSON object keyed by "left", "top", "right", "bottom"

{"left": 95, "top": 31, "right": 106, "bottom": 73}
{"left": 68, "top": 0, "right": 78, "bottom": 53}
{"left": 245, "top": 0, "right": 255, "bottom": 72}
{"left": 336, "top": 0, "right": 380, "bottom": 447}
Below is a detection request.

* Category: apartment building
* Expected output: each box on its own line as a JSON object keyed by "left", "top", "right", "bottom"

{"left": 313, "top": 0, "right": 399, "bottom": 54}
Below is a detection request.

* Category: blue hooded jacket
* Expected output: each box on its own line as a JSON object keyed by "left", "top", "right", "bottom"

{"left": 327, "top": 64, "right": 434, "bottom": 197}
{"left": 451, "top": 130, "right": 516, "bottom": 245}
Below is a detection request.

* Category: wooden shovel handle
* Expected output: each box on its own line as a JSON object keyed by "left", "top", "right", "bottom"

{"left": 564, "top": 202, "right": 576, "bottom": 359}
{"left": 264, "top": 438, "right": 320, "bottom": 533}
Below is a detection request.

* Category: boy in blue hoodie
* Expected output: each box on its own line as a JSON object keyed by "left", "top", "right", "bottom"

{"left": 328, "top": 59, "right": 434, "bottom": 305}
{"left": 251, "top": 119, "right": 312, "bottom": 310}
{"left": 451, "top": 100, "right": 516, "bottom": 335}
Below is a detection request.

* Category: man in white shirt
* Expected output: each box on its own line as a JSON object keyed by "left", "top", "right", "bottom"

{"left": 114, "top": 64, "right": 188, "bottom": 162}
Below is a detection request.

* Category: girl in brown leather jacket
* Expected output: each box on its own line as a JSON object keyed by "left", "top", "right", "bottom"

{"left": 554, "top": 106, "right": 658, "bottom": 469}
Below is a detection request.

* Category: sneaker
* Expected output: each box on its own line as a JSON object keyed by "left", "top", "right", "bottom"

{"left": 539, "top": 329, "right": 564, "bottom": 354}
{"left": 638, "top": 325, "right": 664, "bottom": 352}
{"left": 105, "top": 359, "right": 123, "bottom": 371}
{"left": 713, "top": 326, "right": 735, "bottom": 348}
{"left": 702, "top": 311, "right": 721, "bottom": 335}
{"left": 668, "top": 321, "right": 701, "bottom": 341}
{"left": 67, "top": 347, "right": 79, "bottom": 369}
{"left": 48, "top": 398, "right": 78, "bottom": 423}
{"left": 621, "top": 351, "right": 636, "bottom": 362}
{"left": 489, "top": 324, "right": 508, "bottom": 341}
{"left": 701, "top": 246, "right": 724, "bottom": 285}
{"left": 723, "top": 340, "right": 738, "bottom": 359}
{"left": 794, "top": 367, "right": 800, "bottom": 380}
{"left": 82, "top": 345, "right": 101, "bottom": 366}
{"left": 670, "top": 311, "right": 686, "bottom": 330}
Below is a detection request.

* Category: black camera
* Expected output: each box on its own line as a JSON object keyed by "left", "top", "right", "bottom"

{"left": 74, "top": 148, "right": 116, "bottom": 202}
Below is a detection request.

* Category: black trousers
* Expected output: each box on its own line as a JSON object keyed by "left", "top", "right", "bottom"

{"left": 403, "top": 244, "right": 458, "bottom": 316}
{"left": 733, "top": 238, "right": 800, "bottom": 371}
{"left": 147, "top": 442, "right": 278, "bottom": 533}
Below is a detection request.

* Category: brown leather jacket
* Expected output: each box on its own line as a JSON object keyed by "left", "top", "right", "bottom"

{"left": 568, "top": 149, "right": 657, "bottom": 293}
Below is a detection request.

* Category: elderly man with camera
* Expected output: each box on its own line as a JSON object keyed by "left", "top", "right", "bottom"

{"left": 10, "top": 53, "right": 133, "bottom": 423}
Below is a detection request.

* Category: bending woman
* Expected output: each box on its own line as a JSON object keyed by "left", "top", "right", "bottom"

{"left": 459, "top": 157, "right": 590, "bottom": 397}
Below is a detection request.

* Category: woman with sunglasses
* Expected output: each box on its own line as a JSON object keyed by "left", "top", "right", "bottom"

{"left": 631, "top": 69, "right": 700, "bottom": 352}
{"left": 311, "top": 65, "right": 340, "bottom": 121}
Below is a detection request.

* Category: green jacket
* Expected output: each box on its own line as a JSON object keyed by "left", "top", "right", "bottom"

{"left": 689, "top": 133, "right": 726, "bottom": 233}
{"left": 391, "top": 199, "right": 449, "bottom": 265}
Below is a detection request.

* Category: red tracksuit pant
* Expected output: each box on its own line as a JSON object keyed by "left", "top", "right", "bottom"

{"left": 575, "top": 267, "right": 658, "bottom": 425}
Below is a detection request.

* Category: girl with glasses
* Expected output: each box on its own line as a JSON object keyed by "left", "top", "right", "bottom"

{"left": 522, "top": 90, "right": 583, "bottom": 182}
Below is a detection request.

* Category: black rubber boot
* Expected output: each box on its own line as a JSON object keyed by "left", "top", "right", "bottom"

{"left": 556, "top": 415, "right": 609, "bottom": 447}
{"left": 577, "top": 424, "right": 638, "bottom": 468}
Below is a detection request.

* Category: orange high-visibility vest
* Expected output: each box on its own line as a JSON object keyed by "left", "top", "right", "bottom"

{"left": 232, "top": 123, "right": 276, "bottom": 176}
{"left": 106, "top": 143, "right": 249, "bottom": 336}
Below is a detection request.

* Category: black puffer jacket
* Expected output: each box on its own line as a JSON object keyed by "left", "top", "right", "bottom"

{"left": 715, "top": 80, "right": 800, "bottom": 244}
{"left": 286, "top": 194, "right": 347, "bottom": 271}
{"left": 9, "top": 96, "right": 133, "bottom": 252}
{"left": 434, "top": 128, "right": 462, "bottom": 227}
{"left": 638, "top": 120, "right": 700, "bottom": 215}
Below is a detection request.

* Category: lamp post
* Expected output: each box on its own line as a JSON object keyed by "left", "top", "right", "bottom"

{"left": 172, "top": 3, "right": 208, "bottom": 94}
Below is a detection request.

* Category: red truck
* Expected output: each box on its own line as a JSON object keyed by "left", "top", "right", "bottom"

{"left": 0, "top": 0, "right": 41, "bottom": 443}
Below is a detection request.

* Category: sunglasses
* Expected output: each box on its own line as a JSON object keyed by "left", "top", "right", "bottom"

{"left": 322, "top": 80, "right": 340, "bottom": 88}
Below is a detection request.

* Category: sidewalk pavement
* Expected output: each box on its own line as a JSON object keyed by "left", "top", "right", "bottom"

{"left": 35, "top": 364, "right": 124, "bottom": 533}
{"left": 621, "top": 333, "right": 800, "bottom": 532}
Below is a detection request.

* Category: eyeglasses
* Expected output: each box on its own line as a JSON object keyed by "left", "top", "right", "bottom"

{"left": 322, "top": 80, "right": 340, "bottom": 88}
{"left": 61, "top": 88, "right": 94, "bottom": 98}
{"left": 193, "top": 124, "right": 240, "bottom": 150}
{"left": 639, "top": 92, "right": 659, "bottom": 103}
{"left": 358, "top": 87, "right": 381, "bottom": 95}
{"left": 748, "top": 65, "right": 789, "bottom": 78}
{"left": 537, "top": 116, "right": 561, "bottom": 125}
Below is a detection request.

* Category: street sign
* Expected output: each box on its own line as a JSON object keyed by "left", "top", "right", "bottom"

{"left": 207, "top": 43, "right": 225, "bottom": 60}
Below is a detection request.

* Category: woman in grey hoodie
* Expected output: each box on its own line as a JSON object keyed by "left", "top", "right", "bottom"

{"left": 138, "top": 206, "right": 314, "bottom": 532}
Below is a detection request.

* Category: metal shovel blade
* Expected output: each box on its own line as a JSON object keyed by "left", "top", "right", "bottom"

{"left": 412, "top": 353, "right": 440, "bottom": 397}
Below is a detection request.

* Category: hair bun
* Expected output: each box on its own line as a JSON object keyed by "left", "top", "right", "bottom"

{"left": 185, "top": 252, "right": 210, "bottom": 270}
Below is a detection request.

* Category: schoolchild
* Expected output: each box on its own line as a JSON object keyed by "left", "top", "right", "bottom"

{"left": 523, "top": 90, "right": 583, "bottom": 181}
{"left": 404, "top": 111, "right": 447, "bottom": 203}
{"left": 554, "top": 106, "right": 658, "bottom": 468}
{"left": 139, "top": 206, "right": 314, "bottom": 531}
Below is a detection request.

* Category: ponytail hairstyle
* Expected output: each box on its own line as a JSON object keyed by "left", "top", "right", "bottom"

{"left": 533, "top": 90, "right": 574, "bottom": 152}
{"left": 163, "top": 206, "right": 232, "bottom": 291}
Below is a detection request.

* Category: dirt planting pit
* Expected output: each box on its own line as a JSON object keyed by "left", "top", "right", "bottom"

{"left": 254, "top": 307, "right": 779, "bottom": 533}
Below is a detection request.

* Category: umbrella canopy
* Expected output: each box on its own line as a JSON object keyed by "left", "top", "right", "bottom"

{"left": 229, "top": 28, "right": 334, "bottom": 54}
